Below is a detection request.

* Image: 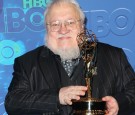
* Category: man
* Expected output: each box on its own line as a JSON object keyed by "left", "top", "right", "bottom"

{"left": 5, "top": 0, "right": 135, "bottom": 115}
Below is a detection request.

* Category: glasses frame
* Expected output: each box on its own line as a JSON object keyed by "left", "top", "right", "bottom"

{"left": 46, "top": 19, "right": 81, "bottom": 32}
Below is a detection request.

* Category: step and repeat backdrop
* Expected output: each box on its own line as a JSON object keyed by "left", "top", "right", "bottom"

{"left": 0, "top": 0, "right": 135, "bottom": 114}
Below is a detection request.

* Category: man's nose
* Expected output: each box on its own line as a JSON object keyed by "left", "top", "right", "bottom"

{"left": 58, "top": 23, "right": 70, "bottom": 34}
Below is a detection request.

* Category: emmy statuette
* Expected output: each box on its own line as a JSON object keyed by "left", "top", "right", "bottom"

{"left": 72, "top": 29, "right": 106, "bottom": 115}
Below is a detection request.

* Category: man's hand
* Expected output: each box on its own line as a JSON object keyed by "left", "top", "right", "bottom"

{"left": 102, "top": 96, "right": 119, "bottom": 115}
{"left": 59, "top": 86, "right": 87, "bottom": 105}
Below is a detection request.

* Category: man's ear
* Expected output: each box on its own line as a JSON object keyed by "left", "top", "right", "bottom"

{"left": 81, "top": 24, "right": 84, "bottom": 29}
{"left": 80, "top": 24, "right": 85, "bottom": 32}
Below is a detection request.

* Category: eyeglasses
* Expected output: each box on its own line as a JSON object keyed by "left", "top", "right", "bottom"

{"left": 46, "top": 19, "right": 81, "bottom": 32}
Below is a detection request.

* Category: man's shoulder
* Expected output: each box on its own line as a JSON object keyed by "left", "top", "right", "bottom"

{"left": 16, "top": 46, "right": 47, "bottom": 61}
{"left": 97, "top": 42, "right": 125, "bottom": 60}
{"left": 97, "top": 42, "right": 121, "bottom": 51}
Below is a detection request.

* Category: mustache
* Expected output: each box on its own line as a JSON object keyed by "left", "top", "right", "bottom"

{"left": 57, "top": 34, "right": 72, "bottom": 39}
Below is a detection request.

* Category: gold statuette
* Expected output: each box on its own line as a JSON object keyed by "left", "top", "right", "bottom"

{"left": 72, "top": 29, "right": 106, "bottom": 115}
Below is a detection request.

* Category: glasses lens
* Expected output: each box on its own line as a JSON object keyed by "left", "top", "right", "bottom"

{"left": 66, "top": 19, "right": 78, "bottom": 30}
{"left": 50, "top": 21, "right": 60, "bottom": 32}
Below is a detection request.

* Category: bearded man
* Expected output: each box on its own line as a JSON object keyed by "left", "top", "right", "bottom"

{"left": 5, "top": 0, "right": 135, "bottom": 115}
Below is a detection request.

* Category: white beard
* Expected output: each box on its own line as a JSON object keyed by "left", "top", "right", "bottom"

{"left": 45, "top": 38, "right": 80, "bottom": 61}
{"left": 54, "top": 46, "right": 80, "bottom": 61}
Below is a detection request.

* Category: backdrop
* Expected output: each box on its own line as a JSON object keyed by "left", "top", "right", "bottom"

{"left": 0, "top": 0, "right": 135, "bottom": 114}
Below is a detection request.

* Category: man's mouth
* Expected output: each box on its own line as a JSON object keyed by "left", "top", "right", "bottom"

{"left": 58, "top": 36, "right": 71, "bottom": 40}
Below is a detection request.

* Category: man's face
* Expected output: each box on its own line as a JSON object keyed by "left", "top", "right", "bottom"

{"left": 46, "top": 3, "right": 83, "bottom": 60}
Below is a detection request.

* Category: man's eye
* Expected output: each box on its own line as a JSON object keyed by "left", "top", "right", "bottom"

{"left": 51, "top": 22, "right": 60, "bottom": 27}
{"left": 67, "top": 20, "right": 75, "bottom": 25}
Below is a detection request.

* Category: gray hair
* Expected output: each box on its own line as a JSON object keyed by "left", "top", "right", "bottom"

{"left": 44, "top": 0, "right": 85, "bottom": 25}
